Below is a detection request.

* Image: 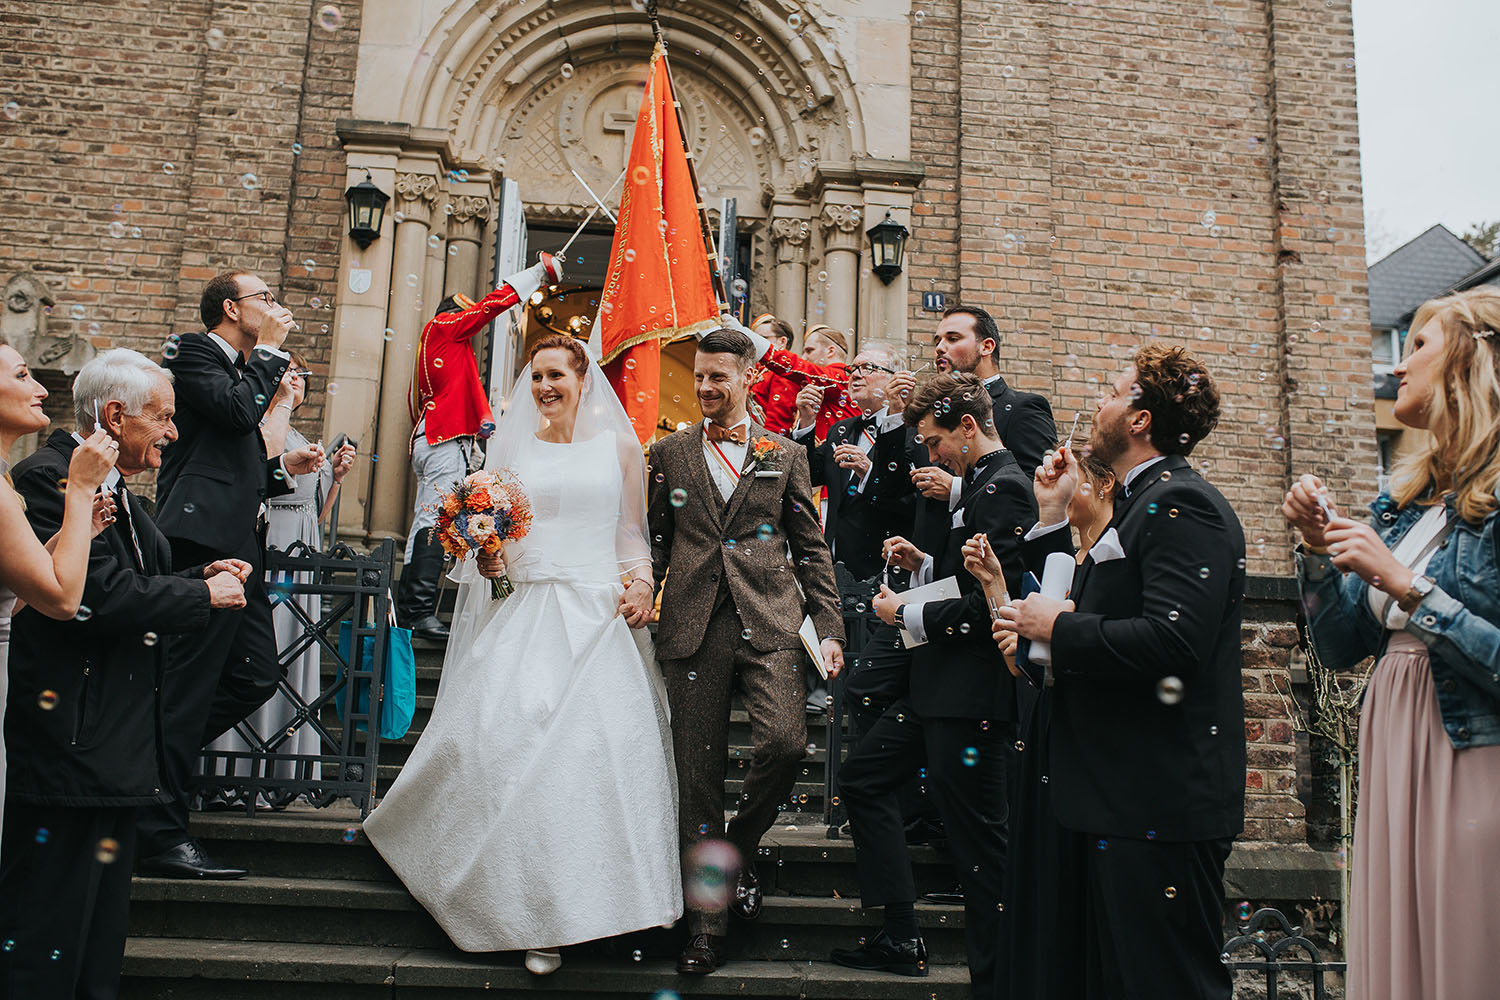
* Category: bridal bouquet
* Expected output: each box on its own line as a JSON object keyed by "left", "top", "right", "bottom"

{"left": 434, "top": 469, "right": 533, "bottom": 600}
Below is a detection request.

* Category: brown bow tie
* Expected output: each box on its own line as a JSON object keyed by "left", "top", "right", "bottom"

{"left": 705, "top": 421, "right": 747, "bottom": 446}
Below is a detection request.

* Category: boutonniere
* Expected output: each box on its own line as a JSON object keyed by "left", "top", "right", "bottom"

{"left": 748, "top": 435, "right": 783, "bottom": 472}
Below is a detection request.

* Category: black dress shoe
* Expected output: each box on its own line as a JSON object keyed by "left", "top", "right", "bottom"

{"left": 676, "top": 933, "right": 726, "bottom": 974}
{"left": 728, "top": 865, "right": 762, "bottom": 921}
{"left": 407, "top": 614, "right": 450, "bottom": 643}
{"left": 136, "top": 840, "right": 247, "bottom": 880}
{"left": 920, "top": 884, "right": 964, "bottom": 905}
{"left": 830, "top": 929, "right": 928, "bottom": 976}
{"left": 904, "top": 815, "right": 946, "bottom": 845}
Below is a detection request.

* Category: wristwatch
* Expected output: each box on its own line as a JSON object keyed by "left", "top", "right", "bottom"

{"left": 1396, "top": 575, "right": 1435, "bottom": 615}
{"left": 892, "top": 604, "right": 907, "bottom": 631}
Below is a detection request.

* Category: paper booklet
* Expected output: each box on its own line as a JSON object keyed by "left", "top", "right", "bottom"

{"left": 895, "top": 576, "right": 961, "bottom": 648}
{"left": 800, "top": 615, "right": 828, "bottom": 679}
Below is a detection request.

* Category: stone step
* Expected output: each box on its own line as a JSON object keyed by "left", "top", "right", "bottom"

{"left": 127, "top": 876, "right": 968, "bottom": 963}
{"left": 120, "top": 937, "right": 973, "bottom": 999}
{"left": 182, "top": 809, "right": 958, "bottom": 898}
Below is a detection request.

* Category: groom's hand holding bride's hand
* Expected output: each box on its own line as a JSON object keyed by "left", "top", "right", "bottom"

{"left": 617, "top": 578, "right": 655, "bottom": 629}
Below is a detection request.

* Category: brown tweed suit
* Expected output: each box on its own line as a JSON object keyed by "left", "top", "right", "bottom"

{"left": 647, "top": 421, "right": 843, "bottom": 934}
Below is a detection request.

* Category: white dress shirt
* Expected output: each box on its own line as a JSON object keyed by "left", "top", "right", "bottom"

{"left": 702, "top": 416, "right": 751, "bottom": 503}
{"left": 208, "top": 331, "right": 289, "bottom": 363}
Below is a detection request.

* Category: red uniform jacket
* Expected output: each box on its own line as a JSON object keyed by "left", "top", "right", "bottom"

{"left": 757, "top": 348, "right": 861, "bottom": 442}
{"left": 409, "top": 286, "right": 523, "bottom": 447}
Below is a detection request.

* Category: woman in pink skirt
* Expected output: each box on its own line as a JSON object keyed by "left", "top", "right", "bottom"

{"left": 1284, "top": 285, "right": 1500, "bottom": 1000}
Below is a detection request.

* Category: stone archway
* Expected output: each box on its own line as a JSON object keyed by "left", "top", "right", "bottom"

{"left": 335, "top": 0, "right": 922, "bottom": 540}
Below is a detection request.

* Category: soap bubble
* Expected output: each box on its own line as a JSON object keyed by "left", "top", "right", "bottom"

{"left": 74, "top": 605, "right": 94, "bottom": 621}
{"left": 683, "top": 839, "right": 741, "bottom": 911}
{"left": 316, "top": 5, "right": 342, "bottom": 30}
{"left": 670, "top": 488, "right": 688, "bottom": 508}
{"left": 162, "top": 162, "right": 175, "bottom": 175}
{"left": 240, "top": 173, "right": 259, "bottom": 191}
{"left": 95, "top": 837, "right": 120, "bottom": 864}
{"left": 560, "top": 62, "right": 575, "bottom": 79}
{"left": 961, "top": 746, "right": 979, "bottom": 766}
{"left": 428, "top": 234, "right": 441, "bottom": 250}
{"left": 1155, "top": 675, "right": 1185, "bottom": 704}
{"left": 206, "top": 27, "right": 225, "bottom": 49}
{"left": 37, "top": 690, "right": 60, "bottom": 711}
{"left": 108, "top": 221, "right": 126, "bottom": 239}
{"left": 748, "top": 127, "right": 767, "bottom": 147}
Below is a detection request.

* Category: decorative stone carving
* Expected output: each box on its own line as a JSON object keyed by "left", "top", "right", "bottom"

{"left": 771, "top": 218, "right": 811, "bottom": 264}
{"left": 394, "top": 172, "right": 439, "bottom": 225}
{"left": 819, "top": 203, "right": 863, "bottom": 252}
{"left": 449, "top": 195, "right": 492, "bottom": 225}
{"left": 2, "top": 274, "right": 94, "bottom": 374}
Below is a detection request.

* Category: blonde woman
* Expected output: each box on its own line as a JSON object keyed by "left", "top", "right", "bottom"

{"left": 1284, "top": 286, "right": 1500, "bottom": 1000}
{"left": 0, "top": 340, "right": 117, "bottom": 860}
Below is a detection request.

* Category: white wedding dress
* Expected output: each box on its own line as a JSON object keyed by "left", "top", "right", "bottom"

{"left": 364, "top": 421, "right": 683, "bottom": 951}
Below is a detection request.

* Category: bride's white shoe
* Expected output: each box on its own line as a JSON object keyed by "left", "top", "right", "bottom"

{"left": 525, "top": 949, "right": 562, "bottom": 975}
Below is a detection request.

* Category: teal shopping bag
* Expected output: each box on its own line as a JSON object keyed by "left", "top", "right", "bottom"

{"left": 335, "top": 603, "right": 415, "bottom": 741}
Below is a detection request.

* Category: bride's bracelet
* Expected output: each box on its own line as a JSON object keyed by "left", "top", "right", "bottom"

{"left": 625, "top": 577, "right": 652, "bottom": 593}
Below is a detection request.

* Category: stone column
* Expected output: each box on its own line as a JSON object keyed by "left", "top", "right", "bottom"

{"left": 818, "top": 201, "right": 863, "bottom": 341}
{"left": 423, "top": 204, "right": 449, "bottom": 324}
{"left": 769, "top": 215, "right": 810, "bottom": 332}
{"left": 446, "top": 194, "right": 491, "bottom": 300}
{"left": 367, "top": 170, "right": 437, "bottom": 542}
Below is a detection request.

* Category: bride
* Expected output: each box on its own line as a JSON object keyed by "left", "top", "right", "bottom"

{"left": 363, "top": 335, "right": 681, "bottom": 973}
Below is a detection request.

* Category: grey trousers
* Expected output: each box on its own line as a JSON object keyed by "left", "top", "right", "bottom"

{"left": 663, "top": 598, "right": 806, "bottom": 935}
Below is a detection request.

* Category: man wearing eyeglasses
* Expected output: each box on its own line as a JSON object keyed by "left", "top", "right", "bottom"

{"left": 139, "top": 271, "right": 325, "bottom": 880}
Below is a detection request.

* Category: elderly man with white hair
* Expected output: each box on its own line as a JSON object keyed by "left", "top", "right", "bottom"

{"left": 0, "top": 348, "right": 252, "bottom": 1000}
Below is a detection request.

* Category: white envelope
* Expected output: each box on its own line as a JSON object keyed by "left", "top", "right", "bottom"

{"left": 894, "top": 575, "right": 962, "bottom": 648}
{"left": 1090, "top": 527, "right": 1127, "bottom": 563}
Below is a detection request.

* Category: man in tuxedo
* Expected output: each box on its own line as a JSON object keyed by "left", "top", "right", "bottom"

{"left": 999, "top": 343, "right": 1246, "bottom": 999}
{"left": 831, "top": 373, "right": 1034, "bottom": 1000}
{"left": 910, "top": 304, "right": 1055, "bottom": 557}
{"left": 136, "top": 270, "right": 323, "bottom": 879}
{"left": 790, "top": 343, "right": 918, "bottom": 720}
{"left": 646, "top": 327, "right": 845, "bottom": 975}
{"left": 1, "top": 349, "right": 248, "bottom": 999}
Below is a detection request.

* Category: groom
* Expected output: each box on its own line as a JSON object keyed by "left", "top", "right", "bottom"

{"left": 647, "top": 327, "right": 845, "bottom": 974}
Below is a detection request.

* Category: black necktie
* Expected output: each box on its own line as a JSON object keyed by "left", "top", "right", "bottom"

{"left": 233, "top": 355, "right": 247, "bottom": 373}
{"left": 115, "top": 484, "right": 146, "bottom": 570}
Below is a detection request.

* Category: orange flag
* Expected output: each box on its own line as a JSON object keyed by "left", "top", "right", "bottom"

{"left": 597, "top": 42, "right": 722, "bottom": 442}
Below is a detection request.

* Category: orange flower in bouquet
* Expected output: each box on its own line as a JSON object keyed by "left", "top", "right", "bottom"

{"left": 431, "top": 470, "right": 532, "bottom": 598}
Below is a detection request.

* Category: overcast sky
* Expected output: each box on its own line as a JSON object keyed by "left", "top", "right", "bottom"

{"left": 1354, "top": 0, "right": 1500, "bottom": 261}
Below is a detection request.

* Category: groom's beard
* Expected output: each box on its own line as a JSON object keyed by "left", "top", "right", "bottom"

{"left": 697, "top": 391, "right": 744, "bottom": 424}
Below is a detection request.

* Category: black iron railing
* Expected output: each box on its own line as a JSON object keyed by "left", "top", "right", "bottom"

{"left": 189, "top": 538, "right": 397, "bottom": 818}
{"left": 1224, "top": 907, "right": 1346, "bottom": 999}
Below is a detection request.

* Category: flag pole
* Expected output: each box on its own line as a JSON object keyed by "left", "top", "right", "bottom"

{"left": 645, "top": 1, "right": 730, "bottom": 314}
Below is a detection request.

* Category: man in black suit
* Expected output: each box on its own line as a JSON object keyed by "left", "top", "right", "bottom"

{"left": 135, "top": 271, "right": 323, "bottom": 879}
{"left": 790, "top": 343, "right": 917, "bottom": 715}
{"left": 790, "top": 343, "right": 915, "bottom": 581}
{"left": 910, "top": 304, "right": 1055, "bottom": 557}
{"left": 831, "top": 373, "right": 1034, "bottom": 1000}
{"left": 999, "top": 343, "right": 1246, "bottom": 999}
{"left": 1, "top": 349, "right": 249, "bottom": 999}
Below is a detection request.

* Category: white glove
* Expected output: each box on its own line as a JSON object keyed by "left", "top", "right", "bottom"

{"left": 718, "top": 312, "right": 771, "bottom": 360}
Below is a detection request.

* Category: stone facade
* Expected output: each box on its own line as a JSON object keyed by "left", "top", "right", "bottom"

{"left": 0, "top": 0, "right": 1375, "bottom": 858}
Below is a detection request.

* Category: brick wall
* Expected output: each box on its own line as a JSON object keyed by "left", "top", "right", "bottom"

{"left": 0, "top": 0, "right": 361, "bottom": 455}
{"left": 906, "top": 0, "right": 1374, "bottom": 579}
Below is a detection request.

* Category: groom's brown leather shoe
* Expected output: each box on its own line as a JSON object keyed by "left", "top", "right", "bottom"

{"left": 676, "top": 933, "right": 727, "bottom": 974}
{"left": 728, "top": 865, "right": 762, "bottom": 921}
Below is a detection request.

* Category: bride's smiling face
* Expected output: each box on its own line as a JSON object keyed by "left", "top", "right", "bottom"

{"left": 531, "top": 347, "right": 584, "bottom": 421}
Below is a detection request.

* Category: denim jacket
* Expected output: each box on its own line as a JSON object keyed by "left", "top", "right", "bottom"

{"left": 1296, "top": 491, "right": 1500, "bottom": 749}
